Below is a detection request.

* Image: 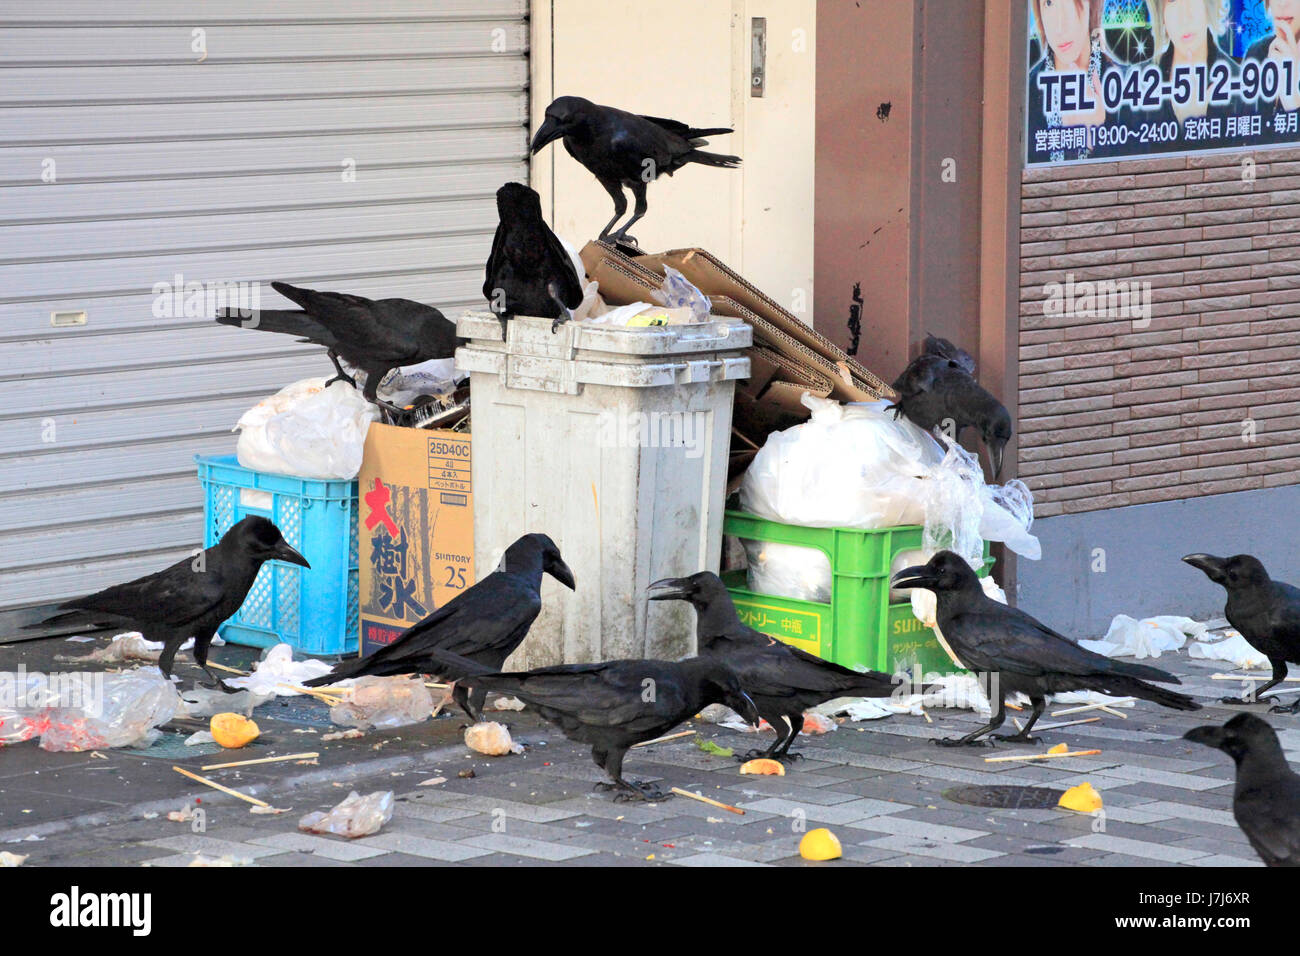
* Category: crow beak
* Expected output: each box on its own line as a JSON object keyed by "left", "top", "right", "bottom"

{"left": 647, "top": 577, "right": 689, "bottom": 602}
{"left": 530, "top": 116, "right": 564, "bottom": 154}
{"left": 273, "top": 541, "right": 311, "bottom": 569}
{"left": 548, "top": 557, "right": 576, "bottom": 591}
{"left": 890, "top": 565, "right": 937, "bottom": 591}
{"left": 729, "top": 690, "right": 762, "bottom": 729}
{"left": 1183, "top": 725, "right": 1227, "bottom": 750}
{"left": 1182, "top": 553, "right": 1226, "bottom": 583}
{"left": 989, "top": 439, "right": 1006, "bottom": 482}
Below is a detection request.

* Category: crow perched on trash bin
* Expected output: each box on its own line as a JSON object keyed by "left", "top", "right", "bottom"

{"left": 305, "top": 533, "right": 575, "bottom": 723}
{"left": 1184, "top": 714, "right": 1300, "bottom": 866}
{"left": 214, "top": 281, "right": 461, "bottom": 415}
{"left": 482, "top": 182, "right": 584, "bottom": 338}
{"left": 30, "top": 516, "right": 309, "bottom": 689}
{"left": 890, "top": 551, "right": 1199, "bottom": 746}
{"left": 529, "top": 95, "right": 740, "bottom": 247}
{"left": 1183, "top": 553, "right": 1300, "bottom": 713}
{"left": 889, "top": 333, "right": 1013, "bottom": 479}
{"left": 443, "top": 651, "right": 760, "bottom": 801}
{"left": 647, "top": 572, "right": 901, "bottom": 762}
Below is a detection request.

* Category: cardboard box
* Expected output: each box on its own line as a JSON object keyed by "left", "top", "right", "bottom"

{"left": 357, "top": 423, "right": 473, "bottom": 656}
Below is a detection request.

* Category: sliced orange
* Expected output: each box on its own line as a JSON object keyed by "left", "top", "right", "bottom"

{"left": 210, "top": 713, "right": 260, "bottom": 749}
{"left": 738, "top": 757, "right": 785, "bottom": 776}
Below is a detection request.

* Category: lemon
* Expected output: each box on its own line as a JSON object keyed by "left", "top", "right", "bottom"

{"left": 1058, "top": 781, "right": 1103, "bottom": 813}
{"left": 210, "top": 713, "right": 260, "bottom": 749}
{"left": 799, "top": 828, "right": 843, "bottom": 861}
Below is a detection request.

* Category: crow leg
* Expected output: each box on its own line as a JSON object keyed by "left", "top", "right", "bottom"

{"left": 1222, "top": 659, "right": 1287, "bottom": 705}
{"left": 596, "top": 179, "right": 628, "bottom": 241}
{"left": 468, "top": 686, "right": 490, "bottom": 724}
{"left": 361, "top": 371, "right": 406, "bottom": 424}
{"left": 191, "top": 635, "right": 236, "bottom": 692}
{"left": 611, "top": 180, "right": 648, "bottom": 247}
{"left": 775, "top": 715, "right": 805, "bottom": 763}
{"left": 158, "top": 639, "right": 180, "bottom": 681}
{"left": 993, "top": 696, "right": 1045, "bottom": 744}
{"left": 741, "top": 716, "right": 783, "bottom": 760}
{"left": 594, "top": 749, "right": 669, "bottom": 802}
{"left": 324, "top": 350, "right": 356, "bottom": 388}
{"left": 452, "top": 683, "right": 481, "bottom": 724}
{"left": 934, "top": 696, "right": 1005, "bottom": 747}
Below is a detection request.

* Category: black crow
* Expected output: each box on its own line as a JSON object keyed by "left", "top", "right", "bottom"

{"left": 305, "top": 533, "right": 574, "bottom": 723}
{"left": 215, "top": 281, "right": 461, "bottom": 414}
{"left": 529, "top": 95, "right": 740, "bottom": 247}
{"left": 891, "top": 551, "right": 1199, "bottom": 746}
{"left": 647, "top": 572, "right": 901, "bottom": 762}
{"left": 482, "top": 182, "right": 584, "bottom": 338}
{"left": 889, "top": 333, "right": 1012, "bottom": 479}
{"left": 1183, "top": 553, "right": 1300, "bottom": 713}
{"left": 31, "top": 516, "right": 308, "bottom": 687}
{"left": 1185, "top": 713, "right": 1300, "bottom": 866}
{"left": 448, "top": 653, "right": 760, "bottom": 801}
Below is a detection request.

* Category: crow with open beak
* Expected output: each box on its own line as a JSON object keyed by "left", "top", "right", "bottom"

{"left": 1185, "top": 713, "right": 1300, "bottom": 866}
{"left": 888, "top": 333, "right": 1012, "bottom": 480}
{"left": 32, "top": 516, "right": 309, "bottom": 689}
{"left": 530, "top": 95, "right": 740, "bottom": 248}
{"left": 891, "top": 551, "right": 1198, "bottom": 746}
{"left": 648, "top": 572, "right": 901, "bottom": 762}
{"left": 1183, "top": 553, "right": 1300, "bottom": 712}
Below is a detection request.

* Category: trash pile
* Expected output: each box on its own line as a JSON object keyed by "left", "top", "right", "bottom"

{"left": 0, "top": 667, "right": 178, "bottom": 752}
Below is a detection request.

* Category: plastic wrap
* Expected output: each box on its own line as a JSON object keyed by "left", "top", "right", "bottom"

{"left": 298, "top": 790, "right": 394, "bottom": 839}
{"left": 328, "top": 675, "right": 433, "bottom": 730}
{"left": 0, "top": 668, "right": 179, "bottom": 752}
{"left": 235, "top": 378, "right": 379, "bottom": 479}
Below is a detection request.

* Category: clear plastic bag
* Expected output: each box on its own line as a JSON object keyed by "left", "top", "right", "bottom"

{"left": 298, "top": 790, "right": 394, "bottom": 839}
{"left": 0, "top": 668, "right": 180, "bottom": 752}
{"left": 328, "top": 675, "right": 433, "bottom": 730}
{"left": 236, "top": 378, "right": 378, "bottom": 479}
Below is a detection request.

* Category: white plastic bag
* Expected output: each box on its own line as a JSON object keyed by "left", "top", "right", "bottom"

{"left": 220, "top": 643, "right": 334, "bottom": 697}
{"left": 235, "top": 378, "right": 378, "bottom": 479}
{"left": 298, "top": 791, "right": 393, "bottom": 839}
{"left": 328, "top": 675, "right": 434, "bottom": 730}
{"left": 1079, "top": 614, "right": 1207, "bottom": 660}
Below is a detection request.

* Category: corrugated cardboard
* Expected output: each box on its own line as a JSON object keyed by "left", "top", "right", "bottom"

{"left": 358, "top": 423, "right": 473, "bottom": 656}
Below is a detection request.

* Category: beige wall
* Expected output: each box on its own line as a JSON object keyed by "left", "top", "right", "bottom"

{"left": 530, "top": 0, "right": 816, "bottom": 317}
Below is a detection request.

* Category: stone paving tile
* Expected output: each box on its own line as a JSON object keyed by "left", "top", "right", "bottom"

{"left": 668, "top": 852, "right": 772, "bottom": 866}
{"left": 1184, "top": 854, "right": 1264, "bottom": 867}
{"left": 1065, "top": 833, "right": 1210, "bottom": 863}
{"left": 1167, "top": 834, "right": 1258, "bottom": 860}
{"left": 1135, "top": 800, "right": 1237, "bottom": 829}
{"left": 247, "top": 832, "right": 391, "bottom": 861}
{"left": 845, "top": 815, "right": 990, "bottom": 843}
{"left": 861, "top": 834, "right": 1004, "bottom": 862}
{"left": 1089, "top": 764, "right": 1231, "bottom": 791}
{"left": 458, "top": 832, "right": 595, "bottom": 861}
{"left": 143, "top": 834, "right": 287, "bottom": 860}
{"left": 362, "top": 831, "right": 494, "bottom": 862}
{"left": 409, "top": 791, "right": 583, "bottom": 822}
{"left": 735, "top": 796, "right": 908, "bottom": 824}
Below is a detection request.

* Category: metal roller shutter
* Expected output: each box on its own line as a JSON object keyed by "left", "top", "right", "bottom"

{"left": 0, "top": 0, "right": 529, "bottom": 625}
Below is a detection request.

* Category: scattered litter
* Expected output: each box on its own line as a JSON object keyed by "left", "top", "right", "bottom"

{"left": 141, "top": 811, "right": 159, "bottom": 820}
{"left": 209, "top": 713, "right": 260, "bottom": 749}
{"left": 458, "top": 768, "right": 475, "bottom": 779}
{"left": 184, "top": 731, "right": 216, "bottom": 747}
{"left": 201, "top": 752, "right": 317, "bottom": 771}
{"left": 799, "top": 828, "right": 842, "bottom": 861}
{"left": 739, "top": 758, "right": 785, "bottom": 776}
{"left": 187, "top": 854, "right": 251, "bottom": 867}
{"left": 1047, "top": 743, "right": 1068, "bottom": 754}
{"left": 63, "top": 636, "right": 95, "bottom": 644}
{"left": 1080, "top": 615, "right": 1206, "bottom": 660}
{"left": 695, "top": 738, "right": 733, "bottom": 757}
{"left": 0, "top": 852, "right": 28, "bottom": 867}
{"left": 464, "top": 721, "right": 524, "bottom": 756}
{"left": 249, "top": 805, "right": 292, "bottom": 815}
{"left": 0, "top": 667, "right": 179, "bottom": 752}
{"left": 322, "top": 729, "right": 364, "bottom": 742}
{"left": 490, "top": 696, "right": 526, "bottom": 712}
{"left": 292, "top": 727, "right": 319, "bottom": 734}
{"left": 298, "top": 790, "right": 393, "bottom": 839}
{"left": 1189, "top": 630, "right": 1272, "bottom": 670}
{"left": 802, "top": 712, "right": 837, "bottom": 735}
{"left": 1051, "top": 698, "right": 1132, "bottom": 718}
{"left": 329, "top": 675, "right": 433, "bottom": 730}
{"left": 179, "top": 686, "right": 267, "bottom": 719}
{"left": 172, "top": 765, "right": 269, "bottom": 808}
{"left": 670, "top": 787, "right": 744, "bottom": 815}
{"left": 631, "top": 729, "right": 695, "bottom": 748}
{"left": 1058, "top": 782, "right": 1104, "bottom": 814}
{"left": 167, "top": 808, "right": 195, "bottom": 823}
{"left": 55, "top": 632, "right": 161, "bottom": 664}
{"left": 221, "top": 643, "right": 333, "bottom": 697}
{"left": 418, "top": 777, "right": 447, "bottom": 787}
{"left": 984, "top": 749, "right": 1102, "bottom": 764}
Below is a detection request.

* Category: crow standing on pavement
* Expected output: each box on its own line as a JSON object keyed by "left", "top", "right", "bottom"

{"left": 446, "top": 653, "right": 760, "bottom": 801}
{"left": 647, "top": 572, "right": 901, "bottom": 763}
{"left": 529, "top": 95, "right": 740, "bottom": 247}
{"left": 482, "top": 183, "right": 584, "bottom": 338}
{"left": 891, "top": 551, "right": 1199, "bottom": 746}
{"left": 1185, "top": 714, "right": 1300, "bottom": 866}
{"left": 889, "top": 334, "right": 1012, "bottom": 479}
{"left": 1183, "top": 553, "right": 1300, "bottom": 713}
{"left": 31, "top": 516, "right": 309, "bottom": 688}
{"left": 305, "top": 533, "right": 574, "bottom": 723}
{"left": 215, "top": 281, "right": 461, "bottom": 414}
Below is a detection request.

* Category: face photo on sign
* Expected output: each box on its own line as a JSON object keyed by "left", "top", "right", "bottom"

{"left": 1027, "top": 0, "right": 1114, "bottom": 160}
{"left": 1241, "top": 0, "right": 1300, "bottom": 113}
{"left": 1144, "top": 0, "right": 1236, "bottom": 122}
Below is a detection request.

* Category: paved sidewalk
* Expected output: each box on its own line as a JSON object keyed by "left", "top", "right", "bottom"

{"left": 0, "top": 633, "right": 1280, "bottom": 867}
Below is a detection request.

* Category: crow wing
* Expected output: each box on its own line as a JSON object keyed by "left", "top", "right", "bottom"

{"left": 60, "top": 554, "right": 229, "bottom": 630}
{"left": 1238, "top": 777, "right": 1300, "bottom": 866}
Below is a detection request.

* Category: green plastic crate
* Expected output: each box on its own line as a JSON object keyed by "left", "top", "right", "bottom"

{"left": 722, "top": 510, "right": 990, "bottom": 677}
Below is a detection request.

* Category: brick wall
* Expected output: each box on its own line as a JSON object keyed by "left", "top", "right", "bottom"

{"left": 1017, "top": 148, "right": 1300, "bottom": 519}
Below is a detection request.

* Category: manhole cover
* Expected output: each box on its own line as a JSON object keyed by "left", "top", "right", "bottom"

{"left": 942, "top": 785, "right": 1065, "bottom": 809}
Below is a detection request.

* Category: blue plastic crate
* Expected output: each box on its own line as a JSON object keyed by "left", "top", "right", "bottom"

{"left": 196, "top": 455, "right": 358, "bottom": 656}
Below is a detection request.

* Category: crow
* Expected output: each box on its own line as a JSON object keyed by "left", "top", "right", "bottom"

{"left": 482, "top": 182, "right": 584, "bottom": 339}
{"left": 889, "top": 333, "right": 1012, "bottom": 479}
{"left": 445, "top": 652, "right": 760, "bottom": 801}
{"left": 30, "top": 516, "right": 308, "bottom": 688}
{"left": 1185, "top": 714, "right": 1300, "bottom": 866}
{"left": 214, "top": 281, "right": 461, "bottom": 415}
{"left": 891, "top": 551, "right": 1199, "bottom": 746}
{"left": 647, "top": 572, "right": 901, "bottom": 762}
{"left": 305, "top": 533, "right": 574, "bottom": 723}
{"left": 1183, "top": 553, "right": 1300, "bottom": 713}
{"left": 530, "top": 95, "right": 740, "bottom": 247}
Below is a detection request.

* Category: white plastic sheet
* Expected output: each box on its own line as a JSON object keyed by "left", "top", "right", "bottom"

{"left": 235, "top": 378, "right": 379, "bottom": 479}
{"left": 0, "top": 667, "right": 179, "bottom": 751}
{"left": 220, "top": 643, "right": 332, "bottom": 697}
{"left": 1079, "top": 615, "right": 1208, "bottom": 660}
